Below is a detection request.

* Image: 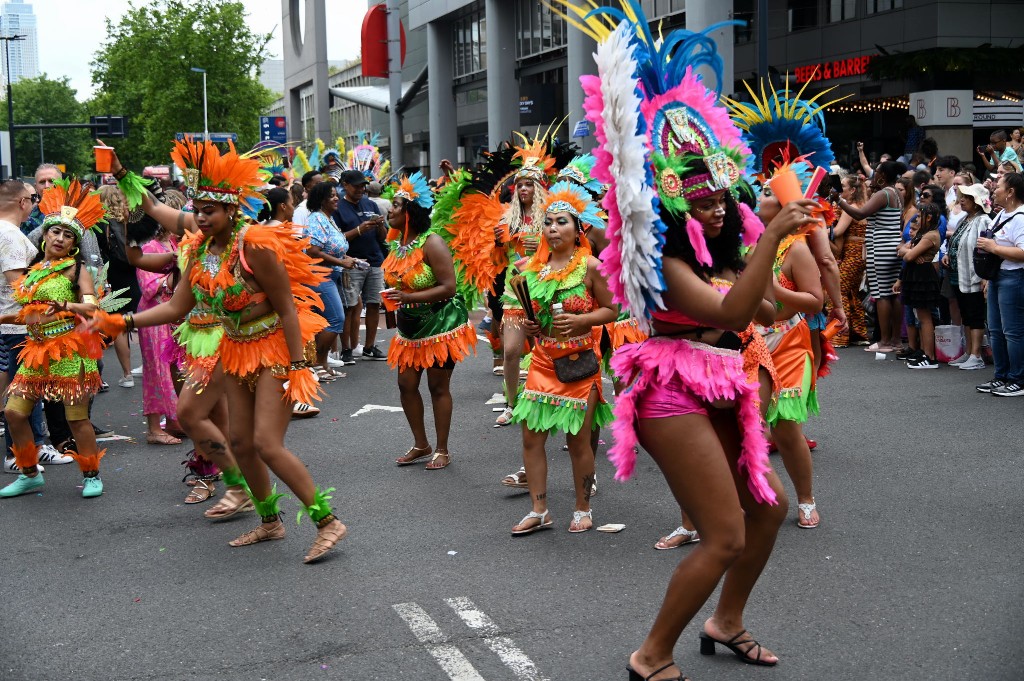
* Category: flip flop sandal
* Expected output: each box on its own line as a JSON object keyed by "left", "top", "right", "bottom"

{"left": 424, "top": 450, "right": 451, "bottom": 470}
{"left": 797, "top": 500, "right": 819, "bottom": 529}
{"left": 501, "top": 467, "right": 529, "bottom": 488}
{"left": 654, "top": 526, "right": 700, "bottom": 550}
{"left": 569, "top": 509, "right": 593, "bottom": 533}
{"left": 396, "top": 446, "right": 432, "bottom": 466}
{"left": 184, "top": 479, "right": 215, "bottom": 504}
{"left": 511, "top": 509, "right": 553, "bottom": 536}
{"left": 147, "top": 432, "right": 182, "bottom": 445}
{"left": 315, "top": 368, "right": 337, "bottom": 383}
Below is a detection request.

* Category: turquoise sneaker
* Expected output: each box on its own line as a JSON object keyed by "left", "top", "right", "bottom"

{"left": 82, "top": 476, "right": 103, "bottom": 498}
{"left": 0, "top": 473, "right": 45, "bottom": 497}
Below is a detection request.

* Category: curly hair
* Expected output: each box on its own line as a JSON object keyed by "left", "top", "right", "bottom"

{"left": 400, "top": 198, "right": 431, "bottom": 235}
{"left": 98, "top": 185, "right": 127, "bottom": 223}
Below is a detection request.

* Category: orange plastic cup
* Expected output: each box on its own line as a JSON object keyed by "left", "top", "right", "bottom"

{"left": 767, "top": 166, "right": 803, "bottom": 206}
{"left": 821, "top": 318, "right": 843, "bottom": 341}
{"left": 94, "top": 146, "right": 114, "bottom": 173}
{"left": 380, "top": 288, "right": 400, "bottom": 312}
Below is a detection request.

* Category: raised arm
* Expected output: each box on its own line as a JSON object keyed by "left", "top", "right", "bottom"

{"left": 101, "top": 138, "right": 197, "bottom": 236}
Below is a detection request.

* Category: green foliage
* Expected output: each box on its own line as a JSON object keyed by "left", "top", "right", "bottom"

{"left": 90, "top": 0, "right": 276, "bottom": 168}
{"left": 0, "top": 75, "right": 92, "bottom": 177}
{"left": 869, "top": 46, "right": 1024, "bottom": 80}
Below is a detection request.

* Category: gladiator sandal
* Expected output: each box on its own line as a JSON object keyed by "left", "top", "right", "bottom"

{"left": 204, "top": 467, "right": 254, "bottom": 519}
{"left": 228, "top": 486, "right": 286, "bottom": 546}
{"left": 300, "top": 487, "right": 347, "bottom": 564}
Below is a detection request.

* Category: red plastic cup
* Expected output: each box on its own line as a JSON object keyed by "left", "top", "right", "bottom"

{"left": 380, "top": 288, "right": 400, "bottom": 312}
{"left": 94, "top": 146, "right": 114, "bottom": 173}
{"left": 821, "top": 318, "right": 843, "bottom": 341}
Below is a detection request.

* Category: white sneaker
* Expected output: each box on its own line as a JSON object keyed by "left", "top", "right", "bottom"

{"left": 4, "top": 457, "right": 44, "bottom": 474}
{"left": 131, "top": 365, "right": 144, "bottom": 376}
{"left": 37, "top": 443, "right": 73, "bottom": 464}
{"left": 326, "top": 354, "right": 345, "bottom": 368}
{"left": 959, "top": 356, "right": 986, "bottom": 370}
{"left": 118, "top": 375, "right": 135, "bottom": 388}
{"left": 947, "top": 353, "right": 969, "bottom": 365}
{"left": 353, "top": 344, "right": 363, "bottom": 355}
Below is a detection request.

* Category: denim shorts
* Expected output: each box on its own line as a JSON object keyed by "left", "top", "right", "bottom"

{"left": 313, "top": 270, "right": 346, "bottom": 333}
{"left": 343, "top": 266, "right": 384, "bottom": 307}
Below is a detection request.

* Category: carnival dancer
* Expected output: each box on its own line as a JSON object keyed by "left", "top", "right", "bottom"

{"left": 116, "top": 155, "right": 252, "bottom": 518}
{"left": 756, "top": 172, "right": 825, "bottom": 529}
{"left": 0, "top": 179, "right": 110, "bottom": 499}
{"left": 553, "top": 3, "right": 818, "bottom": 677}
{"left": 382, "top": 172, "right": 477, "bottom": 470}
{"left": 492, "top": 138, "right": 554, "bottom": 426}
{"left": 508, "top": 181, "right": 616, "bottom": 535}
{"left": 94, "top": 139, "right": 346, "bottom": 563}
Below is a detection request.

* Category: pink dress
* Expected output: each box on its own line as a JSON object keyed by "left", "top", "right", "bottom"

{"left": 137, "top": 237, "right": 179, "bottom": 420}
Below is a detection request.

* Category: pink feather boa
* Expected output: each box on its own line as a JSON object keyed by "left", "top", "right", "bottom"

{"left": 737, "top": 202, "right": 765, "bottom": 247}
{"left": 608, "top": 338, "right": 778, "bottom": 505}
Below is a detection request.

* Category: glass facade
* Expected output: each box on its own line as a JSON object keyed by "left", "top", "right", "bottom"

{"left": 639, "top": 0, "right": 686, "bottom": 20}
{"left": 866, "top": 0, "right": 904, "bottom": 12}
{"left": 453, "top": 3, "right": 486, "bottom": 79}
{"left": 829, "top": 0, "right": 857, "bottom": 22}
{"left": 515, "top": 0, "right": 566, "bottom": 60}
{"left": 788, "top": 0, "right": 819, "bottom": 31}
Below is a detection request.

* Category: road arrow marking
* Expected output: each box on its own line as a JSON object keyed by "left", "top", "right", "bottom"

{"left": 350, "top": 404, "right": 405, "bottom": 418}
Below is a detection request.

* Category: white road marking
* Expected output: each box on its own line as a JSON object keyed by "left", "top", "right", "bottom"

{"left": 392, "top": 603, "right": 486, "bottom": 681}
{"left": 445, "top": 597, "right": 549, "bottom": 681}
{"left": 350, "top": 404, "right": 405, "bottom": 418}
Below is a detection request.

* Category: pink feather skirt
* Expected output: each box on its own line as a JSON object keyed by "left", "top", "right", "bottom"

{"left": 609, "top": 337, "right": 777, "bottom": 505}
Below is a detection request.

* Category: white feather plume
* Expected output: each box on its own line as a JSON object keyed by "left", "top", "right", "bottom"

{"left": 592, "top": 22, "right": 664, "bottom": 330}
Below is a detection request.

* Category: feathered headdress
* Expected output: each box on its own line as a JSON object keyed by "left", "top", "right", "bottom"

{"left": 389, "top": 171, "right": 434, "bottom": 210}
{"left": 554, "top": 0, "right": 749, "bottom": 327}
{"left": 542, "top": 180, "right": 604, "bottom": 233}
{"left": 557, "top": 154, "right": 603, "bottom": 196}
{"left": 344, "top": 131, "right": 389, "bottom": 182}
{"left": 722, "top": 73, "right": 845, "bottom": 179}
{"left": 511, "top": 125, "right": 560, "bottom": 185}
{"left": 242, "top": 141, "right": 288, "bottom": 183}
{"left": 39, "top": 178, "right": 106, "bottom": 240}
{"left": 170, "top": 137, "right": 266, "bottom": 221}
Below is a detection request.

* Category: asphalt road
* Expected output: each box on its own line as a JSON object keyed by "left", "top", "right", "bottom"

{"left": 1, "top": 326, "right": 1020, "bottom": 681}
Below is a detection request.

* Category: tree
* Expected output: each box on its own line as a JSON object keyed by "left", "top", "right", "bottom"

{"left": 90, "top": 0, "right": 276, "bottom": 168}
{"left": 0, "top": 75, "right": 92, "bottom": 177}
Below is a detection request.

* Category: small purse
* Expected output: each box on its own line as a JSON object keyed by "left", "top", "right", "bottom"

{"left": 553, "top": 349, "right": 600, "bottom": 383}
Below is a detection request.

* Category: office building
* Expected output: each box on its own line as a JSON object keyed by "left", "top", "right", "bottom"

{"left": 0, "top": 1, "right": 39, "bottom": 84}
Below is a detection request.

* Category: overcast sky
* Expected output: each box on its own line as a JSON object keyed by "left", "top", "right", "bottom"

{"left": 30, "top": 0, "right": 366, "bottom": 100}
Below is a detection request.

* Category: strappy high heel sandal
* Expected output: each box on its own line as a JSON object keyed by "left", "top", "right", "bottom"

{"left": 626, "top": 661, "right": 688, "bottom": 680}
{"left": 699, "top": 629, "right": 778, "bottom": 666}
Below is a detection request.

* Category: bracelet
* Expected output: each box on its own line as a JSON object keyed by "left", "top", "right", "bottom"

{"left": 82, "top": 295, "right": 98, "bottom": 305}
{"left": 113, "top": 168, "right": 128, "bottom": 181}
{"left": 122, "top": 312, "right": 135, "bottom": 333}
{"left": 289, "top": 359, "right": 312, "bottom": 371}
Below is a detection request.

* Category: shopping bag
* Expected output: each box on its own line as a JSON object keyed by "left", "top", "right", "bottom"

{"left": 934, "top": 324, "right": 964, "bottom": 363}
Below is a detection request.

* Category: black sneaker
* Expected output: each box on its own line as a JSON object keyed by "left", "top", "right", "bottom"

{"left": 976, "top": 379, "right": 1006, "bottom": 393}
{"left": 901, "top": 349, "right": 926, "bottom": 363}
{"left": 907, "top": 356, "right": 938, "bottom": 369}
{"left": 340, "top": 349, "right": 356, "bottom": 365}
{"left": 362, "top": 345, "right": 387, "bottom": 361}
{"left": 992, "top": 382, "right": 1024, "bottom": 397}
{"left": 894, "top": 346, "right": 915, "bottom": 360}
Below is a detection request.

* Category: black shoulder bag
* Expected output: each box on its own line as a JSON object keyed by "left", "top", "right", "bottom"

{"left": 974, "top": 212, "right": 1017, "bottom": 281}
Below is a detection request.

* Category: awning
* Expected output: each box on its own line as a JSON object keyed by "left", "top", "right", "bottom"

{"left": 330, "top": 66, "right": 428, "bottom": 114}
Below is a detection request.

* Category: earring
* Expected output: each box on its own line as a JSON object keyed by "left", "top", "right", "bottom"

{"left": 70, "top": 247, "right": 80, "bottom": 256}
{"left": 574, "top": 236, "right": 581, "bottom": 246}
{"left": 39, "top": 240, "right": 45, "bottom": 251}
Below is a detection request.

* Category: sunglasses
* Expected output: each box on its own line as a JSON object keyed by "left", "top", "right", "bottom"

{"left": 920, "top": 193, "right": 933, "bottom": 198}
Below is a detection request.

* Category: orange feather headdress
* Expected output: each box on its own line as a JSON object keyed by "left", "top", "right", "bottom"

{"left": 39, "top": 178, "right": 106, "bottom": 240}
{"left": 170, "top": 137, "right": 266, "bottom": 220}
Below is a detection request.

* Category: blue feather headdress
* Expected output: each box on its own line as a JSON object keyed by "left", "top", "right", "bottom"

{"left": 557, "top": 154, "right": 603, "bottom": 196}
{"left": 542, "top": 180, "right": 605, "bottom": 233}
{"left": 389, "top": 171, "right": 434, "bottom": 210}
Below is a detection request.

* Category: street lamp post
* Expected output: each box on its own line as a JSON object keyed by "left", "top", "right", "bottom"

{"left": 1, "top": 34, "right": 26, "bottom": 179}
{"left": 191, "top": 67, "right": 208, "bottom": 142}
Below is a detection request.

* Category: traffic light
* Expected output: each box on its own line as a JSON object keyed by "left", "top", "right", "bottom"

{"left": 90, "top": 115, "right": 128, "bottom": 138}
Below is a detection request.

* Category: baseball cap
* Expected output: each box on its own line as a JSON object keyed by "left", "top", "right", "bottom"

{"left": 340, "top": 170, "right": 368, "bottom": 186}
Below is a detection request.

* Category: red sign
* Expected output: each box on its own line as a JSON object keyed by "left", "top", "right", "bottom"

{"left": 794, "top": 55, "right": 876, "bottom": 84}
{"left": 361, "top": 4, "right": 406, "bottom": 78}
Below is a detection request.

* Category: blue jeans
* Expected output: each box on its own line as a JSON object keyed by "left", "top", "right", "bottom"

{"left": 1, "top": 333, "right": 46, "bottom": 458}
{"left": 313, "top": 269, "right": 346, "bottom": 333}
{"left": 987, "top": 268, "right": 1024, "bottom": 384}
